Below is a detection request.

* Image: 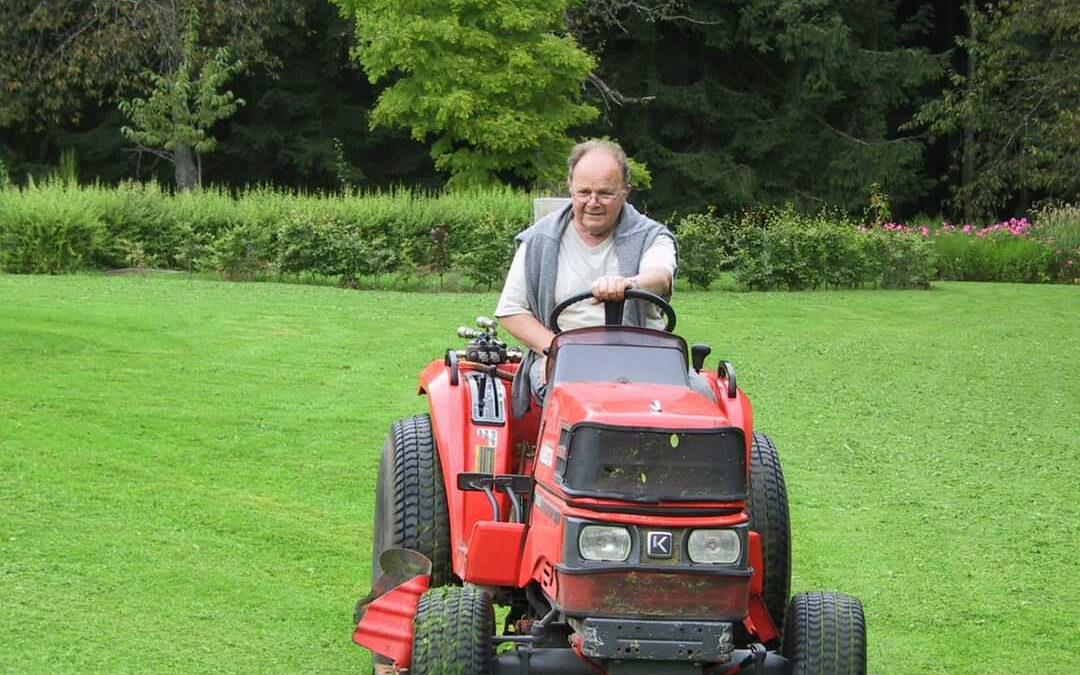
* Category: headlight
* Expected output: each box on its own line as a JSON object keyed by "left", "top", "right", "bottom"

{"left": 687, "top": 529, "right": 741, "bottom": 564}
{"left": 579, "top": 525, "right": 632, "bottom": 562}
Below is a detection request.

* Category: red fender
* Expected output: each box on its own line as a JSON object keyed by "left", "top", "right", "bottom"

{"left": 352, "top": 549, "right": 432, "bottom": 669}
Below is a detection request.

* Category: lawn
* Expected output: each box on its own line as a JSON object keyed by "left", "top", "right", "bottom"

{"left": 1, "top": 274, "right": 1077, "bottom": 674}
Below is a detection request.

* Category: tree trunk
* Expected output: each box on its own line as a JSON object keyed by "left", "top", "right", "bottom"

{"left": 962, "top": 0, "right": 977, "bottom": 223}
{"left": 173, "top": 144, "right": 199, "bottom": 191}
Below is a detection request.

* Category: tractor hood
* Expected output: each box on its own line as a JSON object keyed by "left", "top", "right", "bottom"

{"left": 545, "top": 382, "right": 747, "bottom": 503}
{"left": 546, "top": 381, "right": 729, "bottom": 430}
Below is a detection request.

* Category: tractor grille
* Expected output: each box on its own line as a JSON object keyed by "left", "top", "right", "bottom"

{"left": 558, "top": 425, "right": 746, "bottom": 502}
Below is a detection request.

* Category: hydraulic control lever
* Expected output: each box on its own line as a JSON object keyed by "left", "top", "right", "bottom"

{"left": 454, "top": 316, "right": 520, "bottom": 365}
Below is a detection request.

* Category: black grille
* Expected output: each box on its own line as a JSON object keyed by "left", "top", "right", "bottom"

{"left": 559, "top": 425, "right": 747, "bottom": 502}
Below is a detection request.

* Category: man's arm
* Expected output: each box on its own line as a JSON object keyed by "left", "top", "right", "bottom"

{"left": 498, "top": 313, "right": 555, "bottom": 356}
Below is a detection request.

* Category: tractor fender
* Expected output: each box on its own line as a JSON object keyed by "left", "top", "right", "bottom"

{"left": 352, "top": 548, "right": 432, "bottom": 668}
{"left": 417, "top": 359, "right": 521, "bottom": 580}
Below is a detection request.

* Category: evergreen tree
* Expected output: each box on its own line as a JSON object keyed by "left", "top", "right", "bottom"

{"left": 573, "top": 0, "right": 944, "bottom": 217}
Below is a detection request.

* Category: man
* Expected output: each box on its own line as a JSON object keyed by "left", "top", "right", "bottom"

{"left": 495, "top": 139, "right": 678, "bottom": 416}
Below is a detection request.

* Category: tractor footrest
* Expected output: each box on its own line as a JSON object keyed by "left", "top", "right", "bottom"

{"left": 578, "top": 618, "right": 734, "bottom": 662}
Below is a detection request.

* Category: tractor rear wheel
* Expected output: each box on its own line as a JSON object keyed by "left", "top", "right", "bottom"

{"left": 747, "top": 431, "right": 791, "bottom": 644}
{"left": 372, "top": 414, "right": 454, "bottom": 586}
{"left": 410, "top": 586, "right": 495, "bottom": 674}
{"left": 782, "top": 591, "right": 866, "bottom": 675}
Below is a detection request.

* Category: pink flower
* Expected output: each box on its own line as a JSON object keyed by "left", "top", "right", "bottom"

{"left": 963, "top": 225, "right": 973, "bottom": 234}
{"left": 920, "top": 226, "right": 930, "bottom": 237}
{"left": 1069, "top": 260, "right": 1075, "bottom": 267}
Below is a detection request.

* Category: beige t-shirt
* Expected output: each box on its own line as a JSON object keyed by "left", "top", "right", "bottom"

{"left": 494, "top": 225, "right": 677, "bottom": 331}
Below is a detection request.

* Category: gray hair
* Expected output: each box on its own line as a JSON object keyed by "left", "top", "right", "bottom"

{"left": 567, "top": 139, "right": 630, "bottom": 186}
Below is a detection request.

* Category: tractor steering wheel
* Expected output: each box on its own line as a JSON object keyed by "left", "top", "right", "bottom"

{"left": 548, "top": 288, "right": 677, "bottom": 334}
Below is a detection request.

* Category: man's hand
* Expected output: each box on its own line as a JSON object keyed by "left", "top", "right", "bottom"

{"left": 591, "top": 275, "right": 636, "bottom": 302}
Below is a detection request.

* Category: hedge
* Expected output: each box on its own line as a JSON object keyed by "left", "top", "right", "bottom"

{"left": 675, "top": 207, "right": 937, "bottom": 290}
{"left": 2, "top": 181, "right": 1076, "bottom": 289}
{"left": 0, "top": 181, "right": 528, "bottom": 289}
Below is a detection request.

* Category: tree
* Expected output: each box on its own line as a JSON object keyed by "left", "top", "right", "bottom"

{"left": 0, "top": 1, "right": 145, "bottom": 128}
{"left": 0, "top": 0, "right": 291, "bottom": 186}
{"left": 915, "top": 0, "right": 1080, "bottom": 220}
{"left": 570, "top": 0, "right": 945, "bottom": 218}
{"left": 120, "top": 7, "right": 245, "bottom": 190}
{"left": 333, "top": 0, "right": 599, "bottom": 187}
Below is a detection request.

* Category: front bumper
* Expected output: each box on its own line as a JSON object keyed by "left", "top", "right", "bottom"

{"left": 492, "top": 644, "right": 788, "bottom": 675}
{"left": 574, "top": 617, "right": 733, "bottom": 663}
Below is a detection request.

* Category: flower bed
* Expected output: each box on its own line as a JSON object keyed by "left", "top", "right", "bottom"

{"left": 869, "top": 217, "right": 1078, "bottom": 284}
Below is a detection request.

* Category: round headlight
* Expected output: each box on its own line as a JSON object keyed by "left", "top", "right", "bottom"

{"left": 687, "top": 529, "right": 741, "bottom": 564}
{"left": 579, "top": 525, "right": 632, "bottom": 562}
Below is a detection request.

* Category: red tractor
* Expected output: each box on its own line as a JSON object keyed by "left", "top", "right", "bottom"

{"left": 353, "top": 290, "right": 866, "bottom": 674}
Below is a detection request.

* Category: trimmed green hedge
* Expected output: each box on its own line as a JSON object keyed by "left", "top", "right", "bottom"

{"left": 675, "top": 207, "right": 936, "bottom": 290}
{"left": 3, "top": 181, "right": 1076, "bottom": 289}
{"left": 0, "top": 181, "right": 528, "bottom": 288}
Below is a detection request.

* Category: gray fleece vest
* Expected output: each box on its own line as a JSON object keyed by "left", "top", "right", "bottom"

{"left": 510, "top": 201, "right": 677, "bottom": 418}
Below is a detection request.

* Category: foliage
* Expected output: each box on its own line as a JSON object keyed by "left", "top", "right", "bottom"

{"left": 674, "top": 210, "right": 738, "bottom": 289}
{"left": 732, "top": 207, "right": 937, "bottom": 290}
{"left": 455, "top": 215, "right": 519, "bottom": 290}
{"left": 570, "top": 0, "right": 944, "bottom": 218}
{"left": 7, "top": 181, "right": 1078, "bottom": 287}
{"left": 119, "top": 7, "right": 246, "bottom": 190}
{"left": 882, "top": 216, "right": 1079, "bottom": 283}
{"left": 0, "top": 0, "right": 289, "bottom": 129}
{"left": 334, "top": 0, "right": 599, "bottom": 187}
{"left": 0, "top": 180, "right": 108, "bottom": 273}
{"left": 1033, "top": 202, "right": 1080, "bottom": 279}
{"left": 914, "top": 0, "right": 1080, "bottom": 220}
{"left": 0, "top": 182, "right": 533, "bottom": 284}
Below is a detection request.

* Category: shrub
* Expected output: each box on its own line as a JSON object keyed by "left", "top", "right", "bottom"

{"left": 0, "top": 182, "right": 108, "bottom": 273}
{"left": 1033, "top": 203, "right": 1080, "bottom": 283}
{"left": 207, "top": 221, "right": 275, "bottom": 280}
{"left": 865, "top": 229, "right": 937, "bottom": 289}
{"left": 730, "top": 207, "right": 937, "bottom": 290}
{"left": 456, "top": 214, "right": 518, "bottom": 290}
{"left": 675, "top": 210, "right": 737, "bottom": 289}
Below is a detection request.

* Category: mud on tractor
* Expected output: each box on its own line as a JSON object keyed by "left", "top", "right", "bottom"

{"left": 353, "top": 290, "right": 866, "bottom": 674}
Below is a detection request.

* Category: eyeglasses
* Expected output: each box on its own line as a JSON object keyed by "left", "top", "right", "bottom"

{"left": 571, "top": 187, "right": 626, "bottom": 204}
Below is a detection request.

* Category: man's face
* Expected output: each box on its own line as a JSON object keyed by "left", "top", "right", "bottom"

{"left": 569, "top": 150, "right": 628, "bottom": 240}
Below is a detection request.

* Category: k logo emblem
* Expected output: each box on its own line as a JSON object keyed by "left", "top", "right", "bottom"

{"left": 647, "top": 531, "right": 673, "bottom": 559}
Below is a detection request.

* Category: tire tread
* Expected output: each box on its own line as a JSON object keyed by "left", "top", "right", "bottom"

{"left": 411, "top": 586, "right": 494, "bottom": 674}
{"left": 783, "top": 591, "right": 866, "bottom": 675}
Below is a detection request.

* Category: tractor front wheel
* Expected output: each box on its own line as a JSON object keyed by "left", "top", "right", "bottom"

{"left": 410, "top": 586, "right": 495, "bottom": 674}
{"left": 782, "top": 591, "right": 866, "bottom": 675}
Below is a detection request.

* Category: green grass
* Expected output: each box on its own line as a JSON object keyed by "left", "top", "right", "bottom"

{"left": 1, "top": 274, "right": 1077, "bottom": 674}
